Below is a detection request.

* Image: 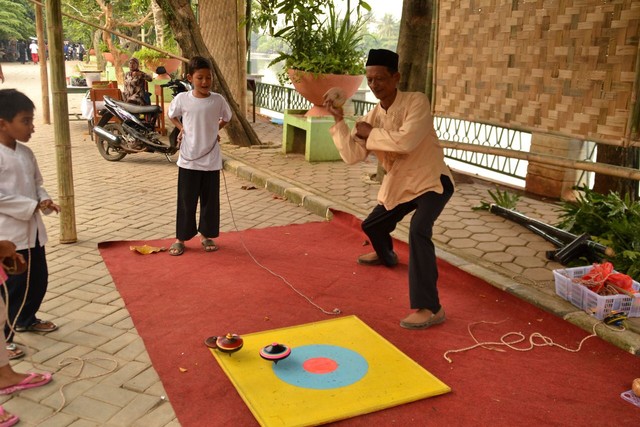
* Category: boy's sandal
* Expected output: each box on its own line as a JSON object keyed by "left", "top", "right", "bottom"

{"left": 14, "top": 319, "right": 58, "bottom": 333}
{"left": 5, "top": 343, "right": 24, "bottom": 360}
{"left": 169, "top": 242, "right": 185, "bottom": 256}
{"left": 201, "top": 238, "right": 218, "bottom": 252}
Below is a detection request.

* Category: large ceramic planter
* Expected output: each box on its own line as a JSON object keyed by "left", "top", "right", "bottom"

{"left": 144, "top": 58, "right": 182, "bottom": 75}
{"left": 288, "top": 69, "right": 364, "bottom": 117}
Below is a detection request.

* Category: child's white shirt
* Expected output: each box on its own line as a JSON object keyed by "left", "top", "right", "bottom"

{"left": 0, "top": 143, "right": 49, "bottom": 250}
{"left": 168, "top": 90, "right": 232, "bottom": 171}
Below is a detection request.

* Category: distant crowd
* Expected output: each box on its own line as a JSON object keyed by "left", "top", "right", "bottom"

{"left": 63, "top": 42, "right": 86, "bottom": 62}
{"left": 0, "top": 40, "right": 86, "bottom": 64}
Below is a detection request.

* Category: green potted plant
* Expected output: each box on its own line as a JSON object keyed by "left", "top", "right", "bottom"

{"left": 253, "top": 0, "right": 370, "bottom": 115}
{"left": 133, "top": 46, "right": 181, "bottom": 74}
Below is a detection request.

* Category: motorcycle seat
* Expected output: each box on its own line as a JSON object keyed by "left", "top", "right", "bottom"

{"left": 111, "top": 98, "right": 162, "bottom": 114}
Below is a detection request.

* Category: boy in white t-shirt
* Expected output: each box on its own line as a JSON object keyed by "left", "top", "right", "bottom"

{"left": 167, "top": 56, "right": 232, "bottom": 256}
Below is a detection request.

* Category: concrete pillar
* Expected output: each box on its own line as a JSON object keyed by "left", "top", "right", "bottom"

{"left": 525, "top": 133, "right": 586, "bottom": 200}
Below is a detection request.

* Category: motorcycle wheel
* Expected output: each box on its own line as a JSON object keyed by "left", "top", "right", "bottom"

{"left": 96, "top": 123, "right": 127, "bottom": 161}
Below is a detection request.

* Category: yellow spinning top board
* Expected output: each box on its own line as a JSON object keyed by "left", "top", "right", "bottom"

{"left": 210, "top": 315, "right": 450, "bottom": 426}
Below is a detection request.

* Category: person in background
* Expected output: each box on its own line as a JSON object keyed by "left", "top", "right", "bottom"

{"left": 167, "top": 56, "right": 232, "bottom": 256}
{"left": 17, "top": 41, "right": 26, "bottom": 64}
{"left": 123, "top": 58, "right": 152, "bottom": 105}
{"left": 0, "top": 63, "right": 4, "bottom": 84}
{"left": 324, "top": 49, "right": 455, "bottom": 330}
{"left": 28, "top": 40, "right": 38, "bottom": 64}
{"left": 0, "top": 89, "right": 60, "bottom": 354}
{"left": 0, "top": 240, "right": 53, "bottom": 427}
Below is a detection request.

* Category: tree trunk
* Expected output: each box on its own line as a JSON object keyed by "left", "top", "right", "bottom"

{"left": 93, "top": 29, "right": 105, "bottom": 70}
{"left": 101, "top": 2, "right": 126, "bottom": 85}
{"left": 593, "top": 145, "right": 639, "bottom": 201}
{"left": 396, "top": 0, "right": 433, "bottom": 93}
{"left": 158, "top": 0, "right": 260, "bottom": 147}
{"left": 151, "top": 0, "right": 165, "bottom": 47}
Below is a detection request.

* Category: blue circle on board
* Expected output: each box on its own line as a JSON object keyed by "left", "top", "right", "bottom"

{"left": 272, "top": 344, "right": 368, "bottom": 389}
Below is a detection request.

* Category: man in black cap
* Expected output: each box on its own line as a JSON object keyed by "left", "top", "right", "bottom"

{"left": 324, "top": 49, "right": 455, "bottom": 330}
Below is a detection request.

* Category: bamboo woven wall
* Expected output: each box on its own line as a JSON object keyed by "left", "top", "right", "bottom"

{"left": 198, "top": 0, "right": 247, "bottom": 115}
{"left": 435, "top": 0, "right": 640, "bottom": 147}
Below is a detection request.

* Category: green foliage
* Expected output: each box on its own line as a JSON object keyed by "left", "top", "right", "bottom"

{"left": 556, "top": 186, "right": 640, "bottom": 280}
{"left": 364, "top": 12, "right": 400, "bottom": 52}
{"left": 473, "top": 188, "right": 521, "bottom": 211}
{"left": 133, "top": 46, "right": 169, "bottom": 62}
{"left": 253, "top": 0, "right": 371, "bottom": 84}
{"left": 62, "top": 0, "right": 153, "bottom": 52}
{"left": 0, "top": 0, "right": 33, "bottom": 40}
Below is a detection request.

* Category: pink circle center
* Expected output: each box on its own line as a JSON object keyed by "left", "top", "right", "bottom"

{"left": 302, "top": 357, "right": 338, "bottom": 374}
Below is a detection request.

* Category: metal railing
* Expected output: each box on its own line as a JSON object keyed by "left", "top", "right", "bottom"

{"left": 253, "top": 81, "right": 598, "bottom": 185}
{"left": 435, "top": 117, "right": 530, "bottom": 181}
{"left": 255, "top": 82, "right": 311, "bottom": 112}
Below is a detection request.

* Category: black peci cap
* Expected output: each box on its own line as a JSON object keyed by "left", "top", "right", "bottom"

{"left": 365, "top": 49, "right": 399, "bottom": 71}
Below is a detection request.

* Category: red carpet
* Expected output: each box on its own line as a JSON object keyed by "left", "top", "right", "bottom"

{"left": 99, "top": 211, "right": 639, "bottom": 426}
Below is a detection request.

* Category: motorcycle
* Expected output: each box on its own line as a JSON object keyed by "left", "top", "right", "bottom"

{"left": 92, "top": 67, "right": 192, "bottom": 162}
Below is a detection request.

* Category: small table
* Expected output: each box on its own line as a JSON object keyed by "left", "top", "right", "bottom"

{"left": 67, "top": 86, "right": 90, "bottom": 121}
{"left": 66, "top": 85, "right": 89, "bottom": 94}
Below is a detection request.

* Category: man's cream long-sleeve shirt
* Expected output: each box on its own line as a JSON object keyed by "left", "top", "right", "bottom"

{"left": 329, "top": 90, "right": 454, "bottom": 210}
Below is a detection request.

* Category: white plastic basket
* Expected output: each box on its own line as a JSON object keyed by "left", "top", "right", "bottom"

{"left": 553, "top": 265, "right": 640, "bottom": 320}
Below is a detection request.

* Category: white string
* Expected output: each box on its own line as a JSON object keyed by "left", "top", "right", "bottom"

{"left": 443, "top": 319, "right": 624, "bottom": 363}
{"left": 221, "top": 169, "right": 341, "bottom": 316}
{"left": 3, "top": 225, "right": 33, "bottom": 349}
{"left": 35, "top": 356, "right": 119, "bottom": 424}
{"left": 3, "top": 219, "right": 120, "bottom": 425}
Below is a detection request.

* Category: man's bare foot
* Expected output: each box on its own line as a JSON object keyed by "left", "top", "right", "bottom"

{"left": 357, "top": 251, "right": 398, "bottom": 266}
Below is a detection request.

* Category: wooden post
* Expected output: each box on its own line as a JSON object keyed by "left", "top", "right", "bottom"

{"left": 626, "top": 35, "right": 640, "bottom": 146}
{"left": 35, "top": 3, "right": 50, "bottom": 125}
{"left": 525, "top": 134, "right": 584, "bottom": 200}
{"left": 46, "top": 0, "right": 77, "bottom": 243}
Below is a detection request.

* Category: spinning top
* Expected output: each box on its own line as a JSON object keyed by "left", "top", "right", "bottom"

{"left": 323, "top": 87, "right": 347, "bottom": 108}
{"left": 259, "top": 342, "right": 291, "bottom": 364}
{"left": 214, "top": 333, "right": 244, "bottom": 355}
{"left": 1, "top": 256, "right": 27, "bottom": 276}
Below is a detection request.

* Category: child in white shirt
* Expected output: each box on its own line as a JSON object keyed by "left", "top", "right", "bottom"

{"left": 167, "top": 56, "right": 232, "bottom": 256}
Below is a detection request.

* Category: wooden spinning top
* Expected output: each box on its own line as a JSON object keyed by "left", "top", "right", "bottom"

{"left": 323, "top": 87, "right": 347, "bottom": 108}
{"left": 259, "top": 342, "right": 291, "bottom": 364}
{"left": 1, "top": 256, "right": 27, "bottom": 276}
{"left": 204, "top": 333, "right": 244, "bottom": 355}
